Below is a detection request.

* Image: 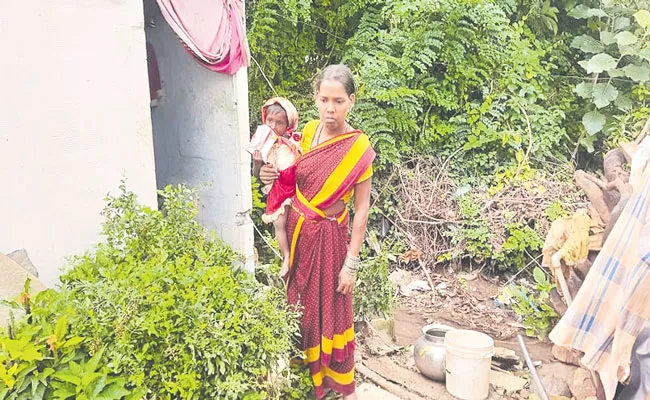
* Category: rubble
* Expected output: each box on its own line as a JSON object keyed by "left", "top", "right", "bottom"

{"left": 493, "top": 347, "right": 522, "bottom": 371}
{"left": 569, "top": 368, "right": 597, "bottom": 400}
{"left": 552, "top": 345, "right": 582, "bottom": 367}
{"left": 490, "top": 370, "right": 528, "bottom": 393}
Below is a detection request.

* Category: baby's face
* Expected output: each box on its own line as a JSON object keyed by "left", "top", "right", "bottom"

{"left": 266, "top": 110, "right": 289, "bottom": 136}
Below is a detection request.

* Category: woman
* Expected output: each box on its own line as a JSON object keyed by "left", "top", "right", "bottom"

{"left": 260, "top": 64, "right": 375, "bottom": 399}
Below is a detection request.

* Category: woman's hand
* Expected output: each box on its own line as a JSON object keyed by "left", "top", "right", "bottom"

{"left": 259, "top": 163, "right": 279, "bottom": 185}
{"left": 336, "top": 269, "right": 356, "bottom": 295}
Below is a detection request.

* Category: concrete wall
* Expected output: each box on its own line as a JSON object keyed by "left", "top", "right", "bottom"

{"left": 143, "top": 0, "right": 255, "bottom": 270}
{"left": 0, "top": 1, "right": 158, "bottom": 286}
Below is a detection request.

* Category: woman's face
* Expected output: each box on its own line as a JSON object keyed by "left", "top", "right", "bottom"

{"left": 316, "top": 80, "right": 355, "bottom": 130}
{"left": 266, "top": 109, "right": 289, "bottom": 135}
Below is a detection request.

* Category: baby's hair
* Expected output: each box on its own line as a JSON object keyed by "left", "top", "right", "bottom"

{"left": 265, "top": 103, "right": 287, "bottom": 118}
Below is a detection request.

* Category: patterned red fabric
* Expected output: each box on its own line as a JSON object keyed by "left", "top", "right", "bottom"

{"left": 286, "top": 132, "right": 375, "bottom": 398}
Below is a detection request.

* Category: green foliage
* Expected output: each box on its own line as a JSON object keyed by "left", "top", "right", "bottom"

{"left": 247, "top": 0, "right": 578, "bottom": 176}
{"left": 1, "top": 285, "right": 134, "bottom": 400}
{"left": 501, "top": 267, "right": 558, "bottom": 338}
{"left": 569, "top": 0, "right": 650, "bottom": 151}
{"left": 500, "top": 222, "right": 545, "bottom": 268}
{"left": 245, "top": 0, "right": 339, "bottom": 128}
{"left": 4, "top": 184, "right": 303, "bottom": 400}
{"left": 545, "top": 199, "right": 570, "bottom": 221}
{"left": 244, "top": 0, "right": 640, "bottom": 279}
{"left": 341, "top": 0, "right": 574, "bottom": 177}
{"left": 445, "top": 196, "right": 494, "bottom": 262}
{"left": 354, "top": 231, "right": 398, "bottom": 322}
{"left": 444, "top": 194, "right": 544, "bottom": 271}
{"left": 280, "top": 364, "right": 313, "bottom": 400}
{"left": 250, "top": 175, "right": 273, "bottom": 253}
{"left": 251, "top": 176, "right": 267, "bottom": 215}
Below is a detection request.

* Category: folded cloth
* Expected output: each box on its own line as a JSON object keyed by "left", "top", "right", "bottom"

{"left": 549, "top": 163, "right": 650, "bottom": 400}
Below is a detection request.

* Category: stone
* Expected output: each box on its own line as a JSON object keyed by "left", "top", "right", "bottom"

{"left": 405, "top": 280, "right": 430, "bottom": 294}
{"left": 552, "top": 344, "right": 582, "bottom": 366}
{"left": 534, "top": 362, "right": 575, "bottom": 398}
{"left": 490, "top": 370, "right": 528, "bottom": 393}
{"left": 370, "top": 317, "right": 397, "bottom": 343}
{"left": 493, "top": 347, "right": 522, "bottom": 370}
{"left": 569, "top": 368, "right": 597, "bottom": 400}
{"left": 574, "top": 259, "right": 592, "bottom": 281}
{"left": 389, "top": 269, "right": 412, "bottom": 289}
{"left": 435, "top": 282, "right": 447, "bottom": 296}
{"left": 0, "top": 253, "right": 47, "bottom": 328}
{"left": 6, "top": 248, "right": 38, "bottom": 277}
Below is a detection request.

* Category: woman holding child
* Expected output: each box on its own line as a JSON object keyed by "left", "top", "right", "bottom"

{"left": 259, "top": 64, "right": 375, "bottom": 399}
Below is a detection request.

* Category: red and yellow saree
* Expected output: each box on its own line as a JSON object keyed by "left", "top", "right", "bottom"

{"left": 286, "top": 120, "right": 375, "bottom": 398}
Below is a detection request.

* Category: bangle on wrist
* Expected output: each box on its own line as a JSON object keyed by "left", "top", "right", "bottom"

{"left": 343, "top": 253, "right": 361, "bottom": 274}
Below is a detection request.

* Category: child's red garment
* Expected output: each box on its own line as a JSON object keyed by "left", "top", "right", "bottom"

{"left": 261, "top": 137, "right": 300, "bottom": 223}
{"left": 264, "top": 164, "right": 296, "bottom": 222}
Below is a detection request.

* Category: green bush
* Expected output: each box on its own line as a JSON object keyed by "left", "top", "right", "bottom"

{"left": 0, "top": 281, "right": 134, "bottom": 400}
{"left": 2, "top": 184, "right": 302, "bottom": 400}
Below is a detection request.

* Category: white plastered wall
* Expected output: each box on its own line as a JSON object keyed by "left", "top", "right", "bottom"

{"left": 0, "top": 1, "right": 158, "bottom": 286}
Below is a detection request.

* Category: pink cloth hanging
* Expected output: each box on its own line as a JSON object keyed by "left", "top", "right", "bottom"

{"left": 156, "top": 0, "right": 250, "bottom": 74}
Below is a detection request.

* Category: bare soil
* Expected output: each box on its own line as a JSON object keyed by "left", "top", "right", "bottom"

{"left": 357, "top": 270, "right": 556, "bottom": 399}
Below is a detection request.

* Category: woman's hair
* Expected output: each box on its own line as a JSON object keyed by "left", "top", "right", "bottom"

{"left": 314, "top": 64, "right": 356, "bottom": 96}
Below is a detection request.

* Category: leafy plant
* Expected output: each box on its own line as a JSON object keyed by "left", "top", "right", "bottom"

{"left": 354, "top": 231, "right": 398, "bottom": 322}
{"left": 444, "top": 194, "right": 544, "bottom": 271}
{"left": 501, "top": 267, "right": 559, "bottom": 338}
{"left": 280, "top": 364, "right": 313, "bottom": 400}
{"left": 569, "top": 1, "right": 650, "bottom": 151}
{"left": 0, "top": 284, "right": 134, "bottom": 400}
{"left": 545, "top": 199, "right": 570, "bottom": 221}
{"left": 4, "top": 183, "right": 303, "bottom": 400}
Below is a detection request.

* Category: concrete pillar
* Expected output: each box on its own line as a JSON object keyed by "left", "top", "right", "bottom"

{"left": 144, "top": 0, "right": 254, "bottom": 271}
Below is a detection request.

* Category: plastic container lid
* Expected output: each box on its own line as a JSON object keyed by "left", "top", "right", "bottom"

{"left": 444, "top": 329, "right": 494, "bottom": 359}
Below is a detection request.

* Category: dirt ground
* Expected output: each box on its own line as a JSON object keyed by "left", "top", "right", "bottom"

{"left": 356, "top": 270, "right": 558, "bottom": 399}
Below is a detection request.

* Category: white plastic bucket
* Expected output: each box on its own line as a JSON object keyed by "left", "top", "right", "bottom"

{"left": 444, "top": 329, "right": 494, "bottom": 400}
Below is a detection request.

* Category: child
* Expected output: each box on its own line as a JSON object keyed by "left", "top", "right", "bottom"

{"left": 248, "top": 97, "right": 301, "bottom": 277}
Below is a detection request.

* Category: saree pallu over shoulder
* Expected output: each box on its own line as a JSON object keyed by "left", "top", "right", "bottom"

{"left": 286, "top": 127, "right": 375, "bottom": 398}
{"left": 290, "top": 131, "right": 375, "bottom": 267}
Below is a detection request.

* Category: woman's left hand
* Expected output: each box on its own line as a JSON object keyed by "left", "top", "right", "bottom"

{"left": 336, "top": 269, "right": 356, "bottom": 295}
